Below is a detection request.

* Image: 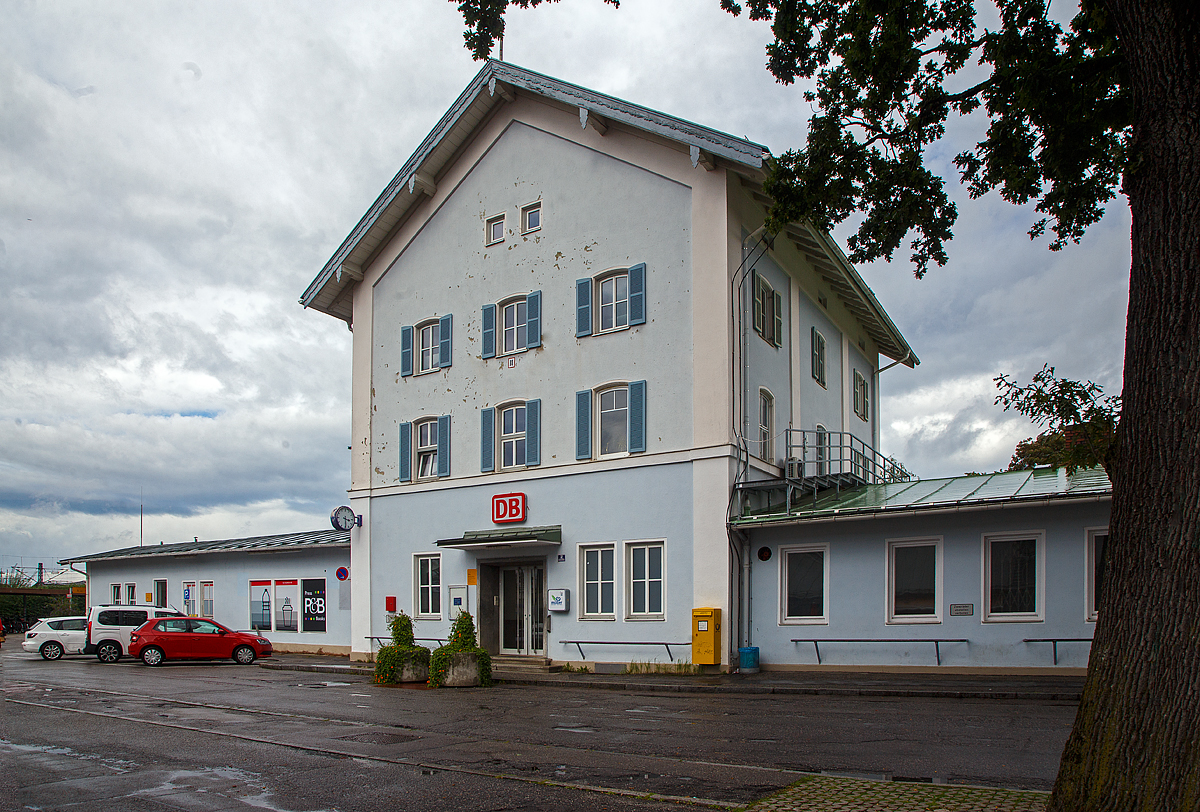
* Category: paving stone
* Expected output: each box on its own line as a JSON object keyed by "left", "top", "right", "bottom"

{"left": 746, "top": 775, "right": 1048, "bottom": 812}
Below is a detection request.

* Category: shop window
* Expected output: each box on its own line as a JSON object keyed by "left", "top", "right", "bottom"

{"left": 111, "top": 584, "right": 121, "bottom": 605}
{"left": 888, "top": 539, "right": 941, "bottom": 623}
{"left": 581, "top": 546, "right": 614, "bottom": 618}
{"left": 781, "top": 544, "right": 828, "bottom": 624}
{"left": 575, "top": 264, "right": 646, "bottom": 337}
{"left": 125, "top": 583, "right": 136, "bottom": 605}
{"left": 415, "top": 555, "right": 441, "bottom": 619}
{"left": 1086, "top": 528, "right": 1109, "bottom": 621}
{"left": 183, "top": 580, "right": 197, "bottom": 615}
{"left": 201, "top": 581, "right": 215, "bottom": 618}
{"left": 274, "top": 580, "right": 299, "bottom": 632}
{"left": 627, "top": 542, "right": 664, "bottom": 618}
{"left": 250, "top": 580, "right": 272, "bottom": 630}
{"left": 983, "top": 532, "right": 1044, "bottom": 621}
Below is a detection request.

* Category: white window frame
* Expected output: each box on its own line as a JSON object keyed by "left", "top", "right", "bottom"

{"left": 625, "top": 540, "right": 665, "bottom": 620}
{"left": 981, "top": 531, "right": 1045, "bottom": 622}
{"left": 1085, "top": 526, "right": 1109, "bottom": 622}
{"left": 597, "top": 271, "right": 630, "bottom": 334}
{"left": 111, "top": 584, "right": 121, "bottom": 604}
{"left": 182, "top": 580, "right": 197, "bottom": 615}
{"left": 596, "top": 385, "right": 629, "bottom": 458}
{"left": 754, "top": 276, "right": 782, "bottom": 346}
{"left": 414, "top": 554, "right": 442, "bottom": 620}
{"left": 886, "top": 537, "right": 943, "bottom": 624}
{"left": 417, "top": 321, "right": 440, "bottom": 374}
{"left": 579, "top": 544, "right": 616, "bottom": 620}
{"left": 415, "top": 418, "right": 439, "bottom": 480}
{"left": 486, "top": 214, "right": 505, "bottom": 245}
{"left": 854, "top": 370, "right": 870, "bottom": 421}
{"left": 200, "top": 580, "right": 215, "bottom": 618}
{"left": 499, "top": 401, "right": 527, "bottom": 470}
{"left": 521, "top": 201, "right": 541, "bottom": 234}
{"left": 500, "top": 298, "right": 528, "bottom": 356}
{"left": 812, "top": 329, "right": 827, "bottom": 387}
{"left": 779, "top": 543, "right": 830, "bottom": 625}
{"left": 759, "top": 389, "right": 774, "bottom": 464}
{"left": 125, "top": 583, "right": 136, "bottom": 605}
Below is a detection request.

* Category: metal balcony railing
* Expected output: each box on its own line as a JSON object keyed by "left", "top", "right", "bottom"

{"left": 785, "top": 429, "right": 913, "bottom": 486}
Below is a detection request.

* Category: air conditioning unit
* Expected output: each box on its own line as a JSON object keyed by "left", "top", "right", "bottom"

{"left": 785, "top": 459, "right": 805, "bottom": 480}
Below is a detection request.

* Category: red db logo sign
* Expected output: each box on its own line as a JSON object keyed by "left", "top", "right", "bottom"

{"left": 492, "top": 492, "right": 526, "bottom": 524}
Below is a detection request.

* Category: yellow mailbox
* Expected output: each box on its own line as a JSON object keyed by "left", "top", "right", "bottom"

{"left": 692, "top": 607, "right": 721, "bottom": 665}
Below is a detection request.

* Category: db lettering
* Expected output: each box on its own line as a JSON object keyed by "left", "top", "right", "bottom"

{"left": 491, "top": 493, "right": 526, "bottom": 524}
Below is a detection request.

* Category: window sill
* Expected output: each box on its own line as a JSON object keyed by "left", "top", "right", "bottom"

{"left": 886, "top": 616, "right": 942, "bottom": 625}
{"left": 594, "top": 325, "right": 631, "bottom": 336}
{"left": 485, "top": 238, "right": 504, "bottom": 247}
{"left": 982, "top": 614, "right": 1044, "bottom": 623}
{"left": 624, "top": 615, "right": 665, "bottom": 622}
{"left": 813, "top": 379, "right": 827, "bottom": 389}
{"left": 521, "top": 226, "right": 541, "bottom": 236}
{"left": 578, "top": 615, "right": 616, "bottom": 622}
{"left": 498, "top": 347, "right": 529, "bottom": 358}
{"left": 780, "top": 617, "right": 829, "bottom": 626}
{"left": 414, "top": 615, "right": 442, "bottom": 622}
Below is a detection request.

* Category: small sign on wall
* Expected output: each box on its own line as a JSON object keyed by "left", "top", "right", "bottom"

{"left": 547, "top": 589, "right": 569, "bottom": 612}
{"left": 950, "top": 603, "right": 975, "bottom": 616}
{"left": 492, "top": 492, "right": 527, "bottom": 524}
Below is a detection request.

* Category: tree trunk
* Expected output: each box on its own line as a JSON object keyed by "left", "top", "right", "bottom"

{"left": 1048, "top": 1, "right": 1200, "bottom": 809}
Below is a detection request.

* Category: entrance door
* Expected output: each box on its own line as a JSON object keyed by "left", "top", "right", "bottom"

{"left": 500, "top": 565, "right": 545, "bottom": 655}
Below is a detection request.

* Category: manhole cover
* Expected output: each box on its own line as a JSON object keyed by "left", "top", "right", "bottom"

{"left": 336, "top": 732, "right": 420, "bottom": 745}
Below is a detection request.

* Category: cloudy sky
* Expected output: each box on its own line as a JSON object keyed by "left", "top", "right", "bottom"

{"left": 0, "top": 0, "right": 1129, "bottom": 571}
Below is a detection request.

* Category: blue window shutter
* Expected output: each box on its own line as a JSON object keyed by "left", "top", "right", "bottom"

{"left": 575, "top": 390, "right": 592, "bottom": 459}
{"left": 480, "top": 408, "right": 495, "bottom": 472}
{"left": 436, "top": 414, "right": 451, "bottom": 477}
{"left": 773, "top": 290, "right": 783, "bottom": 348}
{"left": 629, "top": 263, "right": 646, "bottom": 325}
{"left": 399, "top": 422, "right": 412, "bottom": 482}
{"left": 438, "top": 314, "right": 452, "bottom": 368}
{"left": 525, "top": 399, "right": 541, "bottom": 466}
{"left": 811, "top": 326, "right": 819, "bottom": 380}
{"left": 400, "top": 326, "right": 413, "bottom": 377}
{"left": 628, "top": 380, "right": 647, "bottom": 453}
{"left": 526, "top": 291, "right": 542, "bottom": 348}
{"left": 752, "top": 272, "right": 762, "bottom": 336}
{"left": 576, "top": 279, "right": 592, "bottom": 337}
{"left": 481, "top": 305, "right": 496, "bottom": 359}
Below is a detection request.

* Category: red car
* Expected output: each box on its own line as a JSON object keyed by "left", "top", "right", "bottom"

{"left": 128, "top": 617, "right": 272, "bottom": 666}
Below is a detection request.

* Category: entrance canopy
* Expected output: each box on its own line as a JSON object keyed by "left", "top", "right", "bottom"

{"left": 435, "top": 525, "right": 562, "bottom": 551}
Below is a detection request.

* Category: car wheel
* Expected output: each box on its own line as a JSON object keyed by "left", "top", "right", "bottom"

{"left": 233, "top": 645, "right": 257, "bottom": 665}
{"left": 40, "top": 641, "right": 64, "bottom": 661}
{"left": 96, "top": 641, "right": 121, "bottom": 663}
{"left": 141, "top": 647, "right": 164, "bottom": 667}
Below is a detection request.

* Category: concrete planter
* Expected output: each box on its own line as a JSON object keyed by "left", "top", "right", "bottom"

{"left": 442, "top": 651, "right": 482, "bottom": 687}
{"left": 398, "top": 661, "right": 429, "bottom": 683}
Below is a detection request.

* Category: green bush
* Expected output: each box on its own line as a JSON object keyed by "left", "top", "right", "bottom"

{"left": 373, "top": 611, "right": 430, "bottom": 685}
{"left": 428, "top": 611, "right": 492, "bottom": 688}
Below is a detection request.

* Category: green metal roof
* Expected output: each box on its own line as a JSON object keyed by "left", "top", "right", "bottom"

{"left": 436, "top": 525, "right": 562, "bottom": 549}
{"left": 731, "top": 467, "right": 1111, "bottom": 527}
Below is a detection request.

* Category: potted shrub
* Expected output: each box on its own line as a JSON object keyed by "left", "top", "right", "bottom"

{"left": 428, "top": 611, "right": 492, "bottom": 688}
{"left": 373, "top": 611, "right": 430, "bottom": 684}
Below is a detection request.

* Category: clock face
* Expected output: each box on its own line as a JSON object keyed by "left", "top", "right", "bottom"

{"left": 331, "top": 506, "right": 355, "bottom": 531}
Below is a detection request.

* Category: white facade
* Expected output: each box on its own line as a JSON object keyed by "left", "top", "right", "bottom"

{"left": 303, "top": 62, "right": 916, "bottom": 668}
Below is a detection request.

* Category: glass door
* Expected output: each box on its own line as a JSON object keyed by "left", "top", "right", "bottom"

{"left": 500, "top": 564, "right": 545, "bottom": 655}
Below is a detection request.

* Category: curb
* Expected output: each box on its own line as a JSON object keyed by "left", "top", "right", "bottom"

{"left": 257, "top": 660, "right": 1081, "bottom": 700}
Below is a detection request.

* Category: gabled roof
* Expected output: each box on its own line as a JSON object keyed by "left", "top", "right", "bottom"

{"left": 731, "top": 467, "right": 1111, "bottom": 527}
{"left": 300, "top": 60, "right": 769, "bottom": 323}
{"left": 60, "top": 528, "right": 349, "bottom": 565}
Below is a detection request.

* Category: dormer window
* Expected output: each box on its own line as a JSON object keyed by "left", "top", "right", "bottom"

{"left": 486, "top": 214, "right": 505, "bottom": 245}
{"left": 521, "top": 202, "right": 541, "bottom": 233}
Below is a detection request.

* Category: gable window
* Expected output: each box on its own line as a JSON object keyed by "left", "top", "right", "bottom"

{"left": 1086, "top": 528, "right": 1109, "bottom": 622}
{"left": 811, "top": 328, "right": 827, "bottom": 387}
{"left": 482, "top": 293, "right": 541, "bottom": 359}
{"left": 888, "top": 538, "right": 941, "bottom": 623}
{"left": 481, "top": 400, "right": 540, "bottom": 472}
{"left": 581, "top": 545, "right": 615, "bottom": 618}
{"left": 983, "top": 532, "right": 1044, "bottom": 621}
{"left": 759, "top": 390, "right": 774, "bottom": 463}
{"left": 486, "top": 214, "right": 505, "bottom": 245}
{"left": 401, "top": 315, "right": 452, "bottom": 376}
{"left": 521, "top": 202, "right": 541, "bottom": 233}
{"left": 400, "top": 415, "right": 451, "bottom": 481}
{"left": 627, "top": 541, "right": 664, "bottom": 618}
{"left": 576, "top": 264, "right": 646, "bottom": 337}
{"left": 854, "top": 371, "right": 870, "bottom": 421}
{"left": 415, "top": 554, "right": 441, "bottom": 619}
{"left": 781, "top": 544, "right": 828, "bottom": 624}
{"left": 753, "top": 274, "right": 783, "bottom": 347}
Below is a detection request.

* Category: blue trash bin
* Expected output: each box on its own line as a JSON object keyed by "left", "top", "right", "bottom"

{"left": 738, "top": 647, "right": 760, "bottom": 674}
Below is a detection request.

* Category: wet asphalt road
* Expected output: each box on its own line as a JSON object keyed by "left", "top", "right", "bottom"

{"left": 0, "top": 649, "right": 1077, "bottom": 810}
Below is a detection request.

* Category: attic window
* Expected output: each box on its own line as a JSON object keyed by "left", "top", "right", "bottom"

{"left": 486, "top": 215, "right": 505, "bottom": 245}
{"left": 522, "top": 202, "right": 541, "bottom": 233}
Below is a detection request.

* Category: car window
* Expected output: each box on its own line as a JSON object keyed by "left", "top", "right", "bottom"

{"left": 60, "top": 619, "right": 86, "bottom": 631}
{"left": 156, "top": 618, "right": 190, "bottom": 633}
{"left": 190, "top": 620, "right": 222, "bottom": 634}
{"left": 46, "top": 620, "right": 63, "bottom": 630}
{"left": 97, "top": 611, "right": 122, "bottom": 626}
{"left": 154, "top": 611, "right": 183, "bottom": 618}
{"left": 29, "top": 621, "right": 48, "bottom": 632}
{"left": 121, "top": 611, "right": 149, "bottom": 626}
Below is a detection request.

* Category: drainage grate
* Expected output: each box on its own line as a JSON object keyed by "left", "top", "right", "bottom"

{"left": 335, "top": 731, "right": 420, "bottom": 745}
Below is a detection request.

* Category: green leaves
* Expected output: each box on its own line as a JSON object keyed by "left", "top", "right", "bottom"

{"left": 455, "top": 0, "right": 620, "bottom": 60}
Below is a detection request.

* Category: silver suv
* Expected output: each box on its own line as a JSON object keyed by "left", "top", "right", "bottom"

{"left": 84, "top": 605, "right": 184, "bottom": 663}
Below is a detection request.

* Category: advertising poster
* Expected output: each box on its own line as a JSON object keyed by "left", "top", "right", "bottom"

{"left": 302, "top": 579, "right": 327, "bottom": 632}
